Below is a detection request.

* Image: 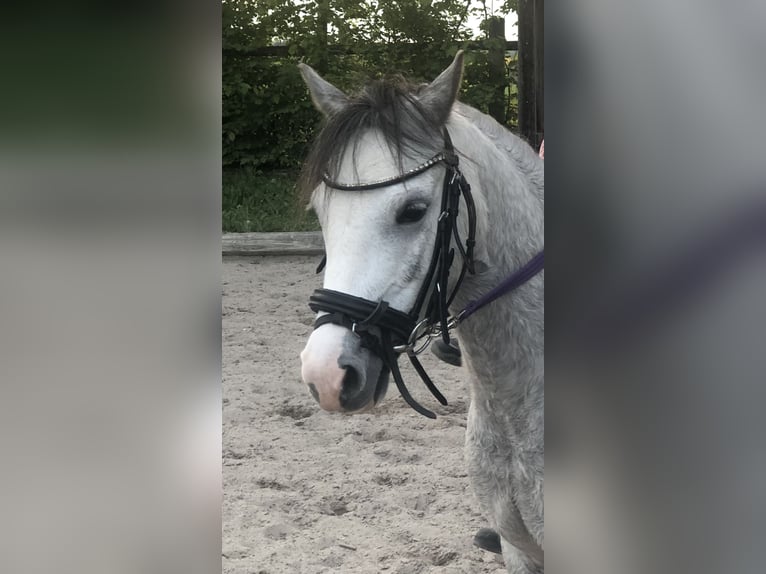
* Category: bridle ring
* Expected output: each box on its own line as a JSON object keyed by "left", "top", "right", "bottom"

{"left": 392, "top": 319, "right": 433, "bottom": 355}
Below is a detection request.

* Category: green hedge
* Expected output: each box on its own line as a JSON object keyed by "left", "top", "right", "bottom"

{"left": 223, "top": 48, "right": 517, "bottom": 171}
{"left": 221, "top": 0, "right": 518, "bottom": 232}
{"left": 223, "top": 168, "right": 319, "bottom": 232}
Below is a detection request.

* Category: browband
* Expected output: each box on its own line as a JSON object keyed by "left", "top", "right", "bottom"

{"left": 322, "top": 151, "right": 452, "bottom": 191}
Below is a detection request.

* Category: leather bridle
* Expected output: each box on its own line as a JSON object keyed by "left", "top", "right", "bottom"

{"left": 308, "top": 127, "right": 543, "bottom": 418}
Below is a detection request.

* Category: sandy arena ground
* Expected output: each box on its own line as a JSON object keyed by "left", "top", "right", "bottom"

{"left": 223, "top": 256, "right": 505, "bottom": 573}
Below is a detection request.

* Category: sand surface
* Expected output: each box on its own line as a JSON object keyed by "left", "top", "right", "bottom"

{"left": 222, "top": 256, "right": 504, "bottom": 573}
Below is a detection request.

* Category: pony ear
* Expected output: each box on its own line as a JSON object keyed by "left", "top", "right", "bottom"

{"left": 418, "top": 50, "right": 465, "bottom": 124}
{"left": 298, "top": 63, "right": 349, "bottom": 117}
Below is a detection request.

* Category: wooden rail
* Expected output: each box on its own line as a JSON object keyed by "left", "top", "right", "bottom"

{"left": 222, "top": 232, "right": 324, "bottom": 257}
{"left": 223, "top": 40, "right": 519, "bottom": 58}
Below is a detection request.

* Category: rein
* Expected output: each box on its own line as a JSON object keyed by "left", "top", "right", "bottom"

{"left": 308, "top": 128, "right": 544, "bottom": 418}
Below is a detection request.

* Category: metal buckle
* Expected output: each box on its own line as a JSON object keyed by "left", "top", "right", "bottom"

{"left": 391, "top": 313, "right": 464, "bottom": 356}
{"left": 351, "top": 322, "right": 373, "bottom": 336}
{"left": 392, "top": 319, "right": 433, "bottom": 355}
{"left": 448, "top": 311, "right": 465, "bottom": 329}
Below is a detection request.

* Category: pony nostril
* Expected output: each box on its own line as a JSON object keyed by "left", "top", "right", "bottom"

{"left": 307, "top": 383, "right": 320, "bottom": 403}
{"left": 341, "top": 366, "right": 362, "bottom": 399}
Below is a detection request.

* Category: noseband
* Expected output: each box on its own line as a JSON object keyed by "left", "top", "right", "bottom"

{"left": 308, "top": 128, "right": 544, "bottom": 418}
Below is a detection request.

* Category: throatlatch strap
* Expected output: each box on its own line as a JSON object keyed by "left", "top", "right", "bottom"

{"left": 315, "top": 254, "right": 327, "bottom": 274}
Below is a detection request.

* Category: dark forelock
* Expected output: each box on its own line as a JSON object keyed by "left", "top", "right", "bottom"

{"left": 299, "top": 77, "right": 446, "bottom": 200}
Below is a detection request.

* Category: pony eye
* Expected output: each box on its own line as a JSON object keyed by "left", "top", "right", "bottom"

{"left": 396, "top": 202, "right": 428, "bottom": 224}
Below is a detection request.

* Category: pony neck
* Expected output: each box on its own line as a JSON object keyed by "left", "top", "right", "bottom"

{"left": 447, "top": 113, "right": 544, "bottom": 384}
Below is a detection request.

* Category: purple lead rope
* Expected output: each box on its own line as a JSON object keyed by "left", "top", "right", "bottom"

{"left": 458, "top": 250, "right": 544, "bottom": 322}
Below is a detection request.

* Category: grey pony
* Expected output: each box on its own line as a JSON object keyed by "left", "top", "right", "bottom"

{"left": 299, "top": 52, "right": 544, "bottom": 573}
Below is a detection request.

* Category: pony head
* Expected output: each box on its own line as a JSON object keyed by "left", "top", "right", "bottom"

{"left": 298, "top": 53, "right": 465, "bottom": 414}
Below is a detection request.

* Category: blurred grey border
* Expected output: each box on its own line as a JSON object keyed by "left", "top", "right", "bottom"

{"left": 0, "top": 2, "right": 222, "bottom": 574}
{"left": 547, "top": 1, "right": 766, "bottom": 573}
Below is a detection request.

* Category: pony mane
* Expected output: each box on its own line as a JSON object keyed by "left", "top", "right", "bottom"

{"left": 299, "top": 77, "right": 446, "bottom": 201}
{"left": 453, "top": 102, "right": 544, "bottom": 199}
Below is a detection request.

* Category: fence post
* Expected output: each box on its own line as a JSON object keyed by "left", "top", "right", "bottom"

{"left": 518, "top": 0, "right": 543, "bottom": 148}
{"left": 535, "top": 0, "right": 544, "bottom": 146}
{"left": 316, "top": 0, "right": 330, "bottom": 73}
{"left": 487, "top": 16, "right": 506, "bottom": 126}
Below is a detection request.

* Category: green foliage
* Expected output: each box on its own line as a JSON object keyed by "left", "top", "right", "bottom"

{"left": 222, "top": 1, "right": 519, "bottom": 230}
{"left": 222, "top": 168, "right": 319, "bottom": 232}
{"left": 223, "top": 0, "right": 518, "bottom": 170}
{"left": 223, "top": 55, "right": 318, "bottom": 169}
